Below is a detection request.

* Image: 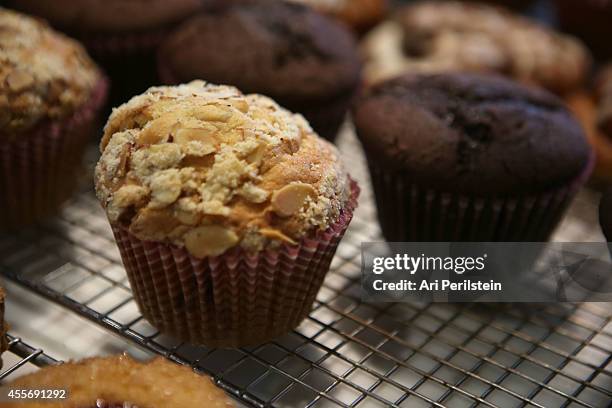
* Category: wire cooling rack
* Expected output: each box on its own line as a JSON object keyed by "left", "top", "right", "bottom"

{"left": 0, "top": 130, "right": 611, "bottom": 408}
{"left": 0, "top": 334, "right": 60, "bottom": 381}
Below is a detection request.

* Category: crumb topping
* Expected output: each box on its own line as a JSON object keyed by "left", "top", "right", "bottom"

{"left": 95, "top": 81, "right": 349, "bottom": 257}
{"left": 362, "top": 1, "right": 590, "bottom": 93}
{"left": 0, "top": 8, "right": 100, "bottom": 135}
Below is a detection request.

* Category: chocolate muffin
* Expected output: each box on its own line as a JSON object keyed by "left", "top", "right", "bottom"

{"left": 353, "top": 73, "right": 593, "bottom": 242}
{"left": 94, "top": 81, "right": 358, "bottom": 347}
{"left": 555, "top": 0, "right": 612, "bottom": 61}
{"left": 158, "top": 1, "right": 361, "bottom": 141}
{"left": 7, "top": 0, "right": 206, "bottom": 105}
{"left": 362, "top": 1, "right": 590, "bottom": 95}
{"left": 4, "top": 355, "right": 234, "bottom": 408}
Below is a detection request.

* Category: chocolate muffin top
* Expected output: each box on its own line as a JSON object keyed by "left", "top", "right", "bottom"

{"left": 95, "top": 81, "right": 350, "bottom": 258}
{"left": 0, "top": 8, "right": 101, "bottom": 135}
{"left": 353, "top": 73, "right": 592, "bottom": 195}
{"left": 600, "top": 188, "right": 612, "bottom": 242}
{"left": 7, "top": 0, "right": 204, "bottom": 33}
{"left": 362, "top": 1, "right": 590, "bottom": 94}
{"left": 158, "top": 1, "right": 361, "bottom": 103}
{"left": 4, "top": 355, "right": 234, "bottom": 408}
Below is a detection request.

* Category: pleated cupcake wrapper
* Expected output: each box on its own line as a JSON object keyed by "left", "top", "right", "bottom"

{"left": 368, "top": 152, "right": 595, "bottom": 242}
{"left": 0, "top": 79, "right": 108, "bottom": 229}
{"left": 157, "top": 62, "right": 352, "bottom": 142}
{"left": 112, "top": 180, "right": 359, "bottom": 348}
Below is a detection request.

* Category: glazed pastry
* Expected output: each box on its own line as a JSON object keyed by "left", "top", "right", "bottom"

{"left": 158, "top": 1, "right": 361, "bottom": 141}
{"left": 353, "top": 73, "right": 593, "bottom": 241}
{"left": 94, "top": 81, "right": 358, "bottom": 347}
{"left": 7, "top": 0, "right": 205, "bottom": 105}
{"left": 287, "top": 0, "right": 388, "bottom": 33}
{"left": 0, "top": 8, "right": 107, "bottom": 228}
{"left": 362, "top": 1, "right": 590, "bottom": 95}
{"left": 3, "top": 355, "right": 234, "bottom": 408}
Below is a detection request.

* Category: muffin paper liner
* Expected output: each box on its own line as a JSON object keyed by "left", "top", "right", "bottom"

{"left": 111, "top": 180, "right": 359, "bottom": 348}
{"left": 367, "top": 152, "right": 595, "bottom": 242}
{"left": 0, "top": 79, "right": 108, "bottom": 229}
{"left": 157, "top": 62, "right": 353, "bottom": 142}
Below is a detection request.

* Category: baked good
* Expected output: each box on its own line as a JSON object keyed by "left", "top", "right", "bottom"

{"left": 362, "top": 1, "right": 590, "bottom": 95}
{"left": 566, "top": 66, "right": 612, "bottom": 184}
{"left": 6, "top": 0, "right": 205, "bottom": 105}
{"left": 0, "top": 8, "right": 107, "bottom": 229}
{"left": 286, "top": 0, "right": 388, "bottom": 33}
{"left": 353, "top": 73, "right": 593, "bottom": 241}
{"left": 0, "top": 286, "right": 7, "bottom": 371}
{"left": 94, "top": 81, "right": 358, "bottom": 347}
{"left": 3, "top": 355, "right": 234, "bottom": 408}
{"left": 555, "top": 0, "right": 612, "bottom": 61}
{"left": 158, "top": 1, "right": 361, "bottom": 141}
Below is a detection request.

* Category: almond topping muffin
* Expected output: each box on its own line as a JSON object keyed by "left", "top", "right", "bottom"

{"left": 95, "top": 80, "right": 350, "bottom": 258}
{"left": 0, "top": 7, "right": 101, "bottom": 135}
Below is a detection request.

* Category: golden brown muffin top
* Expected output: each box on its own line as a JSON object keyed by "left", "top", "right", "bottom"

{"left": 0, "top": 8, "right": 100, "bottom": 135}
{"left": 4, "top": 355, "right": 234, "bottom": 408}
{"left": 362, "top": 1, "right": 590, "bottom": 94}
{"left": 95, "top": 81, "right": 349, "bottom": 258}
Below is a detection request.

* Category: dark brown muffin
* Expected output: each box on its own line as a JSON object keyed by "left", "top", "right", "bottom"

{"left": 4, "top": 355, "right": 234, "bottom": 408}
{"left": 158, "top": 1, "right": 361, "bottom": 141}
{"left": 555, "top": 0, "right": 612, "bottom": 61}
{"left": 353, "top": 73, "right": 593, "bottom": 241}
{"left": 6, "top": 0, "right": 206, "bottom": 105}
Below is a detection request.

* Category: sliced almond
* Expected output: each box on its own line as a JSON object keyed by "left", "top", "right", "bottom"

{"left": 229, "top": 99, "right": 249, "bottom": 113}
{"left": 113, "top": 184, "right": 149, "bottom": 208}
{"left": 129, "top": 209, "right": 180, "bottom": 241}
{"left": 271, "top": 183, "right": 317, "bottom": 217}
{"left": 184, "top": 225, "right": 239, "bottom": 258}
{"left": 136, "top": 116, "right": 175, "bottom": 146}
{"left": 6, "top": 71, "right": 34, "bottom": 92}
{"left": 259, "top": 228, "right": 297, "bottom": 245}
{"left": 195, "top": 105, "right": 232, "bottom": 122}
{"left": 175, "top": 127, "right": 216, "bottom": 144}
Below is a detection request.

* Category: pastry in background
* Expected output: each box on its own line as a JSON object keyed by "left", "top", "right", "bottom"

{"left": 0, "top": 285, "right": 7, "bottom": 370}
{"left": 566, "top": 66, "right": 612, "bottom": 184}
{"left": 555, "top": 0, "right": 612, "bottom": 61}
{"left": 3, "top": 355, "right": 234, "bottom": 407}
{"left": 6, "top": 0, "right": 205, "bottom": 105}
{"left": 362, "top": 1, "right": 590, "bottom": 95}
{"left": 352, "top": 73, "right": 593, "bottom": 242}
{"left": 0, "top": 8, "right": 107, "bottom": 229}
{"left": 158, "top": 1, "right": 361, "bottom": 141}
{"left": 94, "top": 81, "right": 358, "bottom": 347}
{"left": 287, "top": 0, "right": 389, "bottom": 33}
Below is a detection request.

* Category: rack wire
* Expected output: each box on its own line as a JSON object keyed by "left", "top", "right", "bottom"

{"left": 0, "top": 130, "right": 611, "bottom": 408}
{"left": 0, "top": 334, "right": 60, "bottom": 381}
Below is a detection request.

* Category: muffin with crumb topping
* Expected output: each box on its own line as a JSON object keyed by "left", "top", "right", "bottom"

{"left": 4, "top": 355, "right": 234, "bottom": 408}
{"left": 0, "top": 8, "right": 107, "bottom": 229}
{"left": 94, "top": 81, "right": 358, "bottom": 347}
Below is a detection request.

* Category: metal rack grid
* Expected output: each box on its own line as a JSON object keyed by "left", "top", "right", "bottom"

{"left": 0, "top": 130, "right": 611, "bottom": 408}
{"left": 0, "top": 334, "right": 60, "bottom": 381}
